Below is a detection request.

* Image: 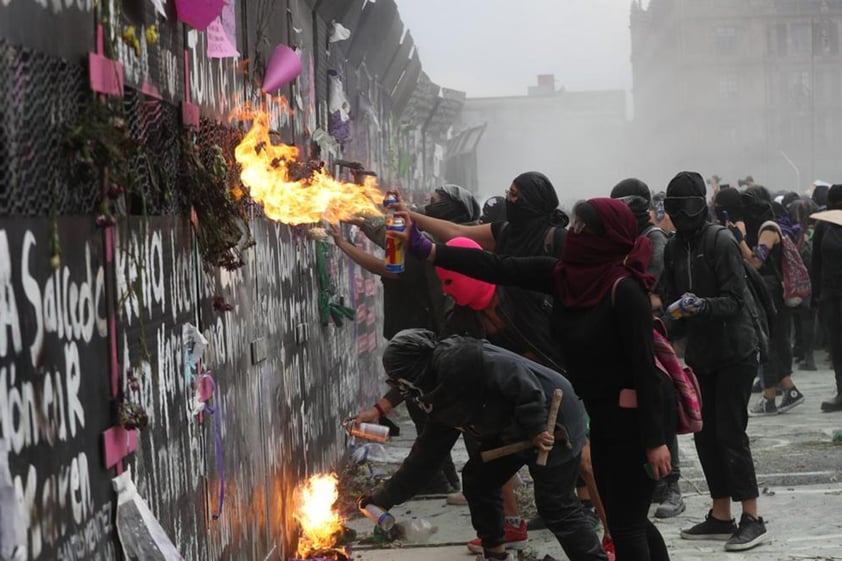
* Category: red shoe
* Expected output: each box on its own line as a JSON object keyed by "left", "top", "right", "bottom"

{"left": 602, "top": 535, "right": 616, "bottom": 561}
{"left": 466, "top": 521, "right": 528, "bottom": 553}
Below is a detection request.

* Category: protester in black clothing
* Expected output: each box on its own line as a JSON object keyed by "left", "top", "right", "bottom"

{"left": 336, "top": 184, "right": 480, "bottom": 493}
{"left": 396, "top": 198, "right": 673, "bottom": 561}
{"left": 813, "top": 185, "right": 842, "bottom": 412}
{"left": 612, "top": 179, "right": 685, "bottom": 520}
{"left": 737, "top": 186, "right": 805, "bottom": 415}
{"left": 363, "top": 330, "right": 606, "bottom": 561}
{"left": 789, "top": 197, "right": 819, "bottom": 371}
{"left": 661, "top": 171, "right": 767, "bottom": 552}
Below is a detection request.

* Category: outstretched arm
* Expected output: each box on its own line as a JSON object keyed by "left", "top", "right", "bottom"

{"left": 410, "top": 211, "right": 496, "bottom": 250}
{"left": 332, "top": 233, "right": 398, "bottom": 279}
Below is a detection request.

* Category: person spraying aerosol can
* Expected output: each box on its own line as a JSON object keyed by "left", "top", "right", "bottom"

{"left": 384, "top": 215, "right": 406, "bottom": 273}
{"left": 342, "top": 417, "right": 390, "bottom": 443}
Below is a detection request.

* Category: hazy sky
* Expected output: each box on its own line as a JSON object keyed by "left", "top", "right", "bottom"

{"left": 395, "top": 0, "right": 647, "bottom": 97}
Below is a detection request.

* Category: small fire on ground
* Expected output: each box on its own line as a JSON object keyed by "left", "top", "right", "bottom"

{"left": 291, "top": 473, "right": 348, "bottom": 561}
{"left": 234, "top": 108, "right": 383, "bottom": 226}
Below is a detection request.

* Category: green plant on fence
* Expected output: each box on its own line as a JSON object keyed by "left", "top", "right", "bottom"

{"left": 317, "top": 240, "right": 355, "bottom": 327}
{"left": 180, "top": 131, "right": 255, "bottom": 270}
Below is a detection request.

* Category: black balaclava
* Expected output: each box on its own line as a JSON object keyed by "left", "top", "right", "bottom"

{"left": 813, "top": 184, "right": 830, "bottom": 209}
{"left": 741, "top": 186, "right": 774, "bottom": 247}
{"left": 425, "top": 184, "right": 480, "bottom": 224}
{"left": 714, "top": 186, "right": 743, "bottom": 224}
{"left": 382, "top": 329, "right": 438, "bottom": 405}
{"left": 665, "top": 171, "right": 708, "bottom": 237}
{"left": 480, "top": 196, "right": 507, "bottom": 224}
{"left": 499, "top": 171, "right": 568, "bottom": 256}
{"left": 610, "top": 177, "right": 652, "bottom": 234}
{"left": 829, "top": 185, "right": 842, "bottom": 210}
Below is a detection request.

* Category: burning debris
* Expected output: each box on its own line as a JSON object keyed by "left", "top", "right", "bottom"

{"left": 292, "top": 473, "right": 348, "bottom": 560}
{"left": 233, "top": 110, "right": 383, "bottom": 226}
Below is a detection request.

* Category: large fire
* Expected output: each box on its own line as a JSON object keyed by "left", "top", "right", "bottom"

{"left": 293, "top": 473, "right": 344, "bottom": 557}
{"left": 234, "top": 109, "right": 383, "bottom": 225}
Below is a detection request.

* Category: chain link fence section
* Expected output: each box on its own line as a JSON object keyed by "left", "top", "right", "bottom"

{"left": 0, "top": 39, "right": 99, "bottom": 216}
{"left": 122, "top": 89, "right": 185, "bottom": 215}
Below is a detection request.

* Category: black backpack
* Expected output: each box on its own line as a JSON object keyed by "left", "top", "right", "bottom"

{"left": 699, "top": 224, "right": 776, "bottom": 362}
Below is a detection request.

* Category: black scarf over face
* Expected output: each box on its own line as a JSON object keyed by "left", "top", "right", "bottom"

{"left": 741, "top": 186, "right": 774, "bottom": 247}
{"left": 499, "top": 171, "right": 568, "bottom": 256}
{"left": 425, "top": 184, "right": 481, "bottom": 224}
{"left": 714, "top": 187, "right": 744, "bottom": 223}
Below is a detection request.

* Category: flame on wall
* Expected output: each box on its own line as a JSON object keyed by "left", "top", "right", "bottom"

{"left": 233, "top": 107, "right": 383, "bottom": 225}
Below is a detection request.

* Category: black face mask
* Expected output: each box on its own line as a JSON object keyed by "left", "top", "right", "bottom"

{"left": 505, "top": 199, "right": 527, "bottom": 224}
{"left": 672, "top": 212, "right": 708, "bottom": 235}
{"left": 425, "top": 200, "right": 468, "bottom": 223}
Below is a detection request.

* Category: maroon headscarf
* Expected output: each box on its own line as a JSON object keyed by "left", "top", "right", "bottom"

{"left": 554, "top": 198, "right": 655, "bottom": 309}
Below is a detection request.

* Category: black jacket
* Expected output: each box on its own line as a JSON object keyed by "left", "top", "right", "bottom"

{"left": 372, "top": 339, "right": 587, "bottom": 509}
{"left": 430, "top": 246, "right": 669, "bottom": 450}
{"left": 663, "top": 224, "right": 758, "bottom": 371}
{"left": 812, "top": 221, "right": 842, "bottom": 301}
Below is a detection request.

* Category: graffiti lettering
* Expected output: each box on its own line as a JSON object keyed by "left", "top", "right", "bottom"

{"left": 0, "top": 342, "right": 85, "bottom": 453}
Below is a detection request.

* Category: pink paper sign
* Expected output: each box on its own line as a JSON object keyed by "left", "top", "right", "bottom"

{"left": 176, "top": 0, "right": 225, "bottom": 31}
{"left": 207, "top": 0, "right": 239, "bottom": 58}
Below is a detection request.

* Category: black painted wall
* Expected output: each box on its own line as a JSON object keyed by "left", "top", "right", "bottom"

{"left": 0, "top": 0, "right": 431, "bottom": 559}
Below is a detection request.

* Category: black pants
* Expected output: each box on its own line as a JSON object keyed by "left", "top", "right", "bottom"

{"left": 462, "top": 451, "right": 606, "bottom": 561}
{"left": 764, "top": 303, "right": 793, "bottom": 389}
{"left": 587, "top": 402, "right": 670, "bottom": 561}
{"left": 820, "top": 295, "right": 842, "bottom": 393}
{"left": 792, "top": 301, "right": 816, "bottom": 360}
{"left": 694, "top": 362, "right": 759, "bottom": 501}
{"left": 406, "top": 400, "right": 459, "bottom": 488}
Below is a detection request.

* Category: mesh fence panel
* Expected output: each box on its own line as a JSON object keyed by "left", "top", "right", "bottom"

{"left": 122, "top": 89, "right": 184, "bottom": 215}
{"left": 0, "top": 39, "right": 99, "bottom": 216}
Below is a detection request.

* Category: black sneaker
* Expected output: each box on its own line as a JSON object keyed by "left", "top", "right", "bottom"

{"left": 821, "top": 394, "right": 842, "bottom": 412}
{"left": 655, "top": 480, "right": 686, "bottom": 518}
{"left": 680, "top": 510, "right": 737, "bottom": 541}
{"left": 724, "top": 513, "right": 767, "bottom": 551}
{"left": 778, "top": 387, "right": 805, "bottom": 413}
{"left": 749, "top": 397, "right": 778, "bottom": 417}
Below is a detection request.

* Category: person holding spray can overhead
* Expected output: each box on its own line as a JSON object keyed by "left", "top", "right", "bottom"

{"left": 331, "top": 185, "right": 481, "bottom": 495}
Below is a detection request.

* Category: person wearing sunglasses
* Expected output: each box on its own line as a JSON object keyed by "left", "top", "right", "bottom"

{"left": 661, "top": 171, "right": 767, "bottom": 552}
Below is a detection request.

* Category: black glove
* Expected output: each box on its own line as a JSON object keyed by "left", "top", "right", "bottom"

{"left": 357, "top": 495, "right": 373, "bottom": 510}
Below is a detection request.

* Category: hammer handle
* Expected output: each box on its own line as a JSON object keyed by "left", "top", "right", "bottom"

{"left": 480, "top": 441, "right": 533, "bottom": 463}
{"left": 536, "top": 389, "right": 563, "bottom": 466}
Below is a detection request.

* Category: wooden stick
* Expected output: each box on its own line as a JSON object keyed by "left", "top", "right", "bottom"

{"left": 480, "top": 440, "right": 533, "bottom": 463}
{"left": 480, "top": 388, "right": 564, "bottom": 463}
{"left": 536, "top": 389, "right": 563, "bottom": 466}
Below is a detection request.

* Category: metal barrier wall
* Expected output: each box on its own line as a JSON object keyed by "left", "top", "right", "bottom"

{"left": 0, "top": 0, "right": 437, "bottom": 558}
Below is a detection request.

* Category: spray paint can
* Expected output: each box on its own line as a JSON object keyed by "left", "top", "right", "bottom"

{"left": 384, "top": 216, "right": 406, "bottom": 273}
{"left": 348, "top": 422, "right": 390, "bottom": 443}
{"left": 358, "top": 500, "right": 396, "bottom": 532}
{"left": 383, "top": 194, "right": 398, "bottom": 208}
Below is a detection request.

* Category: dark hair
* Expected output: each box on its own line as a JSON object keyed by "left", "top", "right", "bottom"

{"left": 573, "top": 200, "right": 605, "bottom": 235}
